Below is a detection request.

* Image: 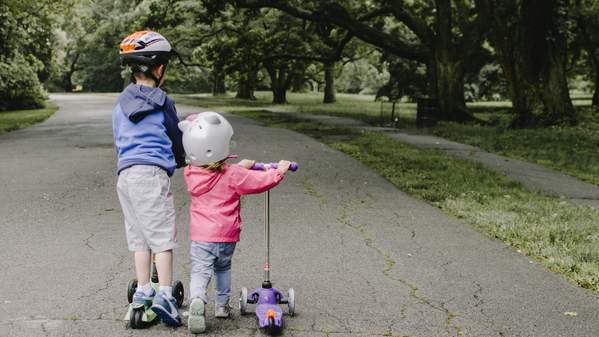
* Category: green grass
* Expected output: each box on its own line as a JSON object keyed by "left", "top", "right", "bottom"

{"left": 229, "top": 109, "right": 599, "bottom": 294}
{"left": 174, "top": 91, "right": 599, "bottom": 186}
{"left": 173, "top": 91, "right": 417, "bottom": 127}
{"left": 431, "top": 107, "right": 599, "bottom": 185}
{"left": 0, "top": 102, "right": 58, "bottom": 135}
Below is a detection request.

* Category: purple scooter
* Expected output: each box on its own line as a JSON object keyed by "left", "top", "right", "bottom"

{"left": 239, "top": 162, "right": 298, "bottom": 335}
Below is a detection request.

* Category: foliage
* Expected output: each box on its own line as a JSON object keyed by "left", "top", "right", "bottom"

{"left": 0, "top": 0, "right": 57, "bottom": 110}
{"left": 465, "top": 63, "right": 509, "bottom": 101}
{"left": 570, "top": 0, "right": 599, "bottom": 106}
{"left": 336, "top": 57, "right": 390, "bottom": 95}
{"left": 0, "top": 54, "right": 47, "bottom": 110}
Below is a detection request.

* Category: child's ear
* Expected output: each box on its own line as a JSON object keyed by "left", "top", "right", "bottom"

{"left": 178, "top": 120, "right": 192, "bottom": 133}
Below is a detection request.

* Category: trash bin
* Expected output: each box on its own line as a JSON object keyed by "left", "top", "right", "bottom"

{"left": 416, "top": 98, "right": 438, "bottom": 128}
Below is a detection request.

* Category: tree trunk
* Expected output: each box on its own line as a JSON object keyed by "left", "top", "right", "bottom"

{"left": 593, "top": 68, "right": 599, "bottom": 108}
{"left": 266, "top": 64, "right": 288, "bottom": 104}
{"left": 62, "top": 53, "right": 80, "bottom": 93}
{"left": 236, "top": 70, "right": 257, "bottom": 100}
{"left": 586, "top": 50, "right": 599, "bottom": 108}
{"left": 428, "top": 0, "right": 470, "bottom": 121}
{"left": 323, "top": 61, "right": 336, "bottom": 104}
{"left": 478, "top": 0, "right": 576, "bottom": 127}
{"left": 62, "top": 72, "right": 73, "bottom": 92}
{"left": 212, "top": 66, "right": 226, "bottom": 96}
{"left": 272, "top": 87, "right": 287, "bottom": 104}
{"left": 431, "top": 53, "right": 468, "bottom": 121}
{"left": 291, "top": 74, "right": 305, "bottom": 92}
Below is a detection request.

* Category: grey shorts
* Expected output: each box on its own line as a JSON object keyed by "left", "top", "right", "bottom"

{"left": 117, "top": 165, "right": 177, "bottom": 252}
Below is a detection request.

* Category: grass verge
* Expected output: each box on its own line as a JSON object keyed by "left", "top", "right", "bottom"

{"left": 231, "top": 109, "right": 599, "bottom": 294}
{"left": 431, "top": 107, "right": 599, "bottom": 185}
{"left": 0, "top": 102, "right": 58, "bottom": 135}
{"left": 173, "top": 91, "right": 417, "bottom": 127}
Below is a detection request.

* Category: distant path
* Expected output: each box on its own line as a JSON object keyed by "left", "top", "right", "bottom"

{"left": 1, "top": 94, "right": 598, "bottom": 337}
{"left": 264, "top": 108, "right": 599, "bottom": 208}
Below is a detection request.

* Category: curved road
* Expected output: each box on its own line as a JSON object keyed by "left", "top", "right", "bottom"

{"left": 1, "top": 94, "right": 598, "bottom": 337}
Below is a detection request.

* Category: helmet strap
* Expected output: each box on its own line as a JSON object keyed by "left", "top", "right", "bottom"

{"left": 146, "top": 63, "right": 168, "bottom": 88}
{"left": 154, "top": 64, "right": 168, "bottom": 88}
{"left": 130, "top": 63, "right": 166, "bottom": 88}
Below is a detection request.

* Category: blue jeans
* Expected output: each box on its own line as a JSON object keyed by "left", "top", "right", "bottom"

{"left": 190, "top": 241, "right": 237, "bottom": 305}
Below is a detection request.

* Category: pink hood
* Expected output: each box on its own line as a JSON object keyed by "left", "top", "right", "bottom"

{"left": 184, "top": 163, "right": 284, "bottom": 242}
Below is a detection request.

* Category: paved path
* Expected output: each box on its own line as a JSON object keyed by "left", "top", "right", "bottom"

{"left": 1, "top": 94, "right": 599, "bottom": 337}
{"left": 264, "top": 108, "right": 599, "bottom": 208}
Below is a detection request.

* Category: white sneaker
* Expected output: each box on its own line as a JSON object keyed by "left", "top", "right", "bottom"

{"left": 214, "top": 304, "right": 231, "bottom": 318}
{"left": 188, "top": 298, "right": 206, "bottom": 333}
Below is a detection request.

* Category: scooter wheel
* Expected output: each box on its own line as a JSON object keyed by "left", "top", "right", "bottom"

{"left": 172, "top": 280, "right": 184, "bottom": 308}
{"left": 266, "top": 317, "right": 281, "bottom": 336}
{"left": 239, "top": 287, "right": 248, "bottom": 315}
{"left": 129, "top": 306, "right": 145, "bottom": 329}
{"left": 127, "top": 279, "right": 138, "bottom": 304}
{"left": 287, "top": 288, "right": 295, "bottom": 316}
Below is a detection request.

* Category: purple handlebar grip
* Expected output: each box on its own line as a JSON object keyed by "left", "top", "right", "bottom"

{"left": 252, "top": 162, "right": 266, "bottom": 170}
{"left": 250, "top": 162, "right": 298, "bottom": 172}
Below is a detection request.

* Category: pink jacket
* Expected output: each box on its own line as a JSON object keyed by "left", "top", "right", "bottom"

{"left": 184, "top": 163, "right": 284, "bottom": 242}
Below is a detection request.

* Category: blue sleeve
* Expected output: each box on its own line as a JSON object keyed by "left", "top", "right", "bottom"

{"left": 163, "top": 98, "right": 186, "bottom": 169}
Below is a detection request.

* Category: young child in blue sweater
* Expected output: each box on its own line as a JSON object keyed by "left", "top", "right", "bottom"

{"left": 112, "top": 30, "right": 185, "bottom": 327}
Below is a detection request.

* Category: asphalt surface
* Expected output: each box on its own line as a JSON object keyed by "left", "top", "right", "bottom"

{"left": 1, "top": 94, "right": 599, "bottom": 337}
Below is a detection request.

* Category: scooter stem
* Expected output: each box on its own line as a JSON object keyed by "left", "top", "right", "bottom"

{"left": 264, "top": 190, "right": 271, "bottom": 286}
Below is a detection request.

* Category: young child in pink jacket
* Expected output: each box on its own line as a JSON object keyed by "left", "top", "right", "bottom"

{"left": 178, "top": 112, "right": 291, "bottom": 333}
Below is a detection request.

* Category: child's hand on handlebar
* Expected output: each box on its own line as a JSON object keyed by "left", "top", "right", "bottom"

{"left": 277, "top": 160, "right": 291, "bottom": 174}
{"left": 238, "top": 159, "right": 256, "bottom": 169}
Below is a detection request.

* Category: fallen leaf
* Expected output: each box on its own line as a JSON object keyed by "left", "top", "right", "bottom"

{"left": 564, "top": 311, "right": 577, "bottom": 317}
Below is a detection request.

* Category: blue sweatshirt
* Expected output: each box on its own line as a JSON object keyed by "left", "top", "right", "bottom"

{"left": 112, "top": 84, "right": 185, "bottom": 176}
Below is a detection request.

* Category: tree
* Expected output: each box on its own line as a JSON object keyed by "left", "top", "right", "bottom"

{"left": 0, "top": 0, "right": 57, "bottom": 109}
{"left": 476, "top": 0, "right": 577, "bottom": 127}
{"left": 572, "top": 0, "right": 599, "bottom": 108}
{"left": 308, "top": 23, "right": 354, "bottom": 103}
{"left": 233, "top": 0, "right": 488, "bottom": 121}
{"left": 51, "top": 1, "right": 87, "bottom": 92}
{"left": 72, "top": 0, "right": 148, "bottom": 92}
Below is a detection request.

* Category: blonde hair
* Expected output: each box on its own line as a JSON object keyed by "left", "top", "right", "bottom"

{"left": 201, "top": 159, "right": 226, "bottom": 172}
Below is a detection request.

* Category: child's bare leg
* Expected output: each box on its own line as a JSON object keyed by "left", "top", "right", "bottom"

{"left": 155, "top": 250, "right": 173, "bottom": 287}
{"left": 134, "top": 250, "right": 151, "bottom": 285}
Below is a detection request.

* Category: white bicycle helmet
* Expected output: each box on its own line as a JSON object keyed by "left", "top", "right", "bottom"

{"left": 178, "top": 112, "right": 234, "bottom": 166}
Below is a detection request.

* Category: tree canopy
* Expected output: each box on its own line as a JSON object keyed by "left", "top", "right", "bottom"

{"left": 3, "top": 0, "right": 599, "bottom": 127}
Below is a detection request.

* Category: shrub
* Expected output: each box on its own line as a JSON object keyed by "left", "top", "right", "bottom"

{"left": 0, "top": 55, "right": 47, "bottom": 111}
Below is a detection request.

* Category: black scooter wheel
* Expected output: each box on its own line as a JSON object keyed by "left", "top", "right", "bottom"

{"left": 173, "top": 280, "right": 184, "bottom": 308}
{"left": 129, "top": 307, "right": 145, "bottom": 329}
{"left": 266, "top": 318, "right": 282, "bottom": 336}
{"left": 127, "top": 279, "right": 138, "bottom": 304}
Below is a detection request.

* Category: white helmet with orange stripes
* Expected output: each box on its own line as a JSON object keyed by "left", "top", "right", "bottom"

{"left": 119, "top": 31, "right": 174, "bottom": 67}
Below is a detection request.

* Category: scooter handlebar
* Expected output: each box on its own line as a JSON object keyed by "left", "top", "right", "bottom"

{"left": 251, "top": 162, "right": 298, "bottom": 172}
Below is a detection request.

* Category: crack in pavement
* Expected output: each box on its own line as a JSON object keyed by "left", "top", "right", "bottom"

{"left": 83, "top": 232, "right": 95, "bottom": 251}
{"left": 76, "top": 253, "right": 127, "bottom": 302}
{"left": 337, "top": 198, "right": 464, "bottom": 337}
